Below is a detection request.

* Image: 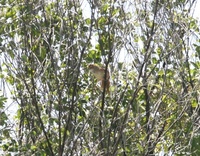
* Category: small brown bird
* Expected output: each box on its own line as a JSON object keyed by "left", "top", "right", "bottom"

{"left": 88, "top": 64, "right": 110, "bottom": 94}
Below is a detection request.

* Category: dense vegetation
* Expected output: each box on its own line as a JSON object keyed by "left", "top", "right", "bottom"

{"left": 0, "top": 0, "right": 200, "bottom": 155}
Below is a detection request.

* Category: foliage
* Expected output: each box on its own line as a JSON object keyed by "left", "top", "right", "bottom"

{"left": 0, "top": 0, "right": 200, "bottom": 155}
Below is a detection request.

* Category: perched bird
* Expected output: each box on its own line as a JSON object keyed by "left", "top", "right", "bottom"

{"left": 88, "top": 64, "right": 110, "bottom": 94}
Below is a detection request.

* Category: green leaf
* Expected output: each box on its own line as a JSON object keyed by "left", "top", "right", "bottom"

{"left": 21, "top": 54, "right": 28, "bottom": 62}
{"left": 191, "top": 100, "right": 198, "bottom": 108}
{"left": 7, "top": 50, "right": 15, "bottom": 59}
{"left": 85, "top": 18, "right": 91, "bottom": 25}
{"left": 0, "top": 96, "right": 7, "bottom": 108}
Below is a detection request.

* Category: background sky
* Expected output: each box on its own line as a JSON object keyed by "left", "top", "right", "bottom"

{"left": 194, "top": 1, "right": 200, "bottom": 19}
